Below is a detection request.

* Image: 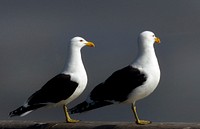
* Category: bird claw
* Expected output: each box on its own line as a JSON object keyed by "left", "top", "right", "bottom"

{"left": 136, "top": 120, "right": 151, "bottom": 125}
{"left": 66, "top": 118, "right": 80, "bottom": 123}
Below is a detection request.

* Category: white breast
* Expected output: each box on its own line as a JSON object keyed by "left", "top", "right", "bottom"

{"left": 54, "top": 71, "right": 88, "bottom": 107}
{"left": 125, "top": 62, "right": 160, "bottom": 104}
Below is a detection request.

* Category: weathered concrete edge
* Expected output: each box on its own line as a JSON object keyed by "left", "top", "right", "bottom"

{"left": 0, "top": 120, "right": 200, "bottom": 129}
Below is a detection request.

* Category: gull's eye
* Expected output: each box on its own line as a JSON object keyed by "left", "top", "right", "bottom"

{"left": 80, "top": 40, "right": 83, "bottom": 42}
{"left": 152, "top": 35, "right": 155, "bottom": 37}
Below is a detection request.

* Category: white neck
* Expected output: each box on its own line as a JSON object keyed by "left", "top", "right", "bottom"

{"left": 63, "top": 46, "right": 85, "bottom": 74}
{"left": 131, "top": 42, "right": 159, "bottom": 69}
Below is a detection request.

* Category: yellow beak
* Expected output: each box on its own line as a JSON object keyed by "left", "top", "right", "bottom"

{"left": 155, "top": 37, "right": 161, "bottom": 43}
{"left": 85, "top": 42, "right": 95, "bottom": 47}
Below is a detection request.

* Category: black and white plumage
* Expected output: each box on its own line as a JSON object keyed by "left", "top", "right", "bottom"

{"left": 9, "top": 37, "right": 95, "bottom": 123}
{"left": 69, "top": 31, "right": 161, "bottom": 125}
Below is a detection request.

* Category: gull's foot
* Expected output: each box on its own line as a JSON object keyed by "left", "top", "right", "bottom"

{"left": 66, "top": 118, "right": 80, "bottom": 123}
{"left": 136, "top": 120, "right": 151, "bottom": 125}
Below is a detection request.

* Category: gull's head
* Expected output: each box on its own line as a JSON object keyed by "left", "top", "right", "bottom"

{"left": 71, "top": 37, "right": 95, "bottom": 48}
{"left": 139, "top": 31, "right": 160, "bottom": 46}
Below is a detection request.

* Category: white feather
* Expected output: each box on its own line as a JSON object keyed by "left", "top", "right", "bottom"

{"left": 125, "top": 31, "right": 160, "bottom": 104}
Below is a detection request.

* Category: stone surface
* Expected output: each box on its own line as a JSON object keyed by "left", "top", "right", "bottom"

{"left": 0, "top": 120, "right": 200, "bottom": 129}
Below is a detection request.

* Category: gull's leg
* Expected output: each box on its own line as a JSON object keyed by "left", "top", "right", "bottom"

{"left": 63, "top": 104, "right": 80, "bottom": 123}
{"left": 131, "top": 103, "right": 151, "bottom": 125}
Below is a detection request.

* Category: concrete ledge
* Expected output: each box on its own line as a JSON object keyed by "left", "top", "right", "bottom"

{"left": 0, "top": 120, "right": 200, "bottom": 129}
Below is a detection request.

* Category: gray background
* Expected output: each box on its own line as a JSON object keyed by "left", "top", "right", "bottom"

{"left": 1, "top": 0, "right": 200, "bottom": 122}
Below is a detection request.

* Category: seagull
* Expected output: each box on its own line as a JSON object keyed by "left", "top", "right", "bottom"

{"left": 69, "top": 31, "right": 161, "bottom": 125}
{"left": 9, "top": 37, "right": 95, "bottom": 123}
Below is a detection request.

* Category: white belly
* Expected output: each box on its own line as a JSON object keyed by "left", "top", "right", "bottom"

{"left": 65, "top": 82, "right": 87, "bottom": 104}
{"left": 53, "top": 72, "right": 88, "bottom": 107}
{"left": 125, "top": 69, "right": 160, "bottom": 104}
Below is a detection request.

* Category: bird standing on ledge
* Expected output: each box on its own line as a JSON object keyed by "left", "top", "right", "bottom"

{"left": 9, "top": 37, "right": 95, "bottom": 123}
{"left": 70, "top": 31, "right": 161, "bottom": 125}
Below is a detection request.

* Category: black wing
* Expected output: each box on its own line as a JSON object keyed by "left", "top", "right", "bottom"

{"left": 90, "top": 66, "right": 147, "bottom": 102}
{"left": 27, "top": 74, "right": 78, "bottom": 105}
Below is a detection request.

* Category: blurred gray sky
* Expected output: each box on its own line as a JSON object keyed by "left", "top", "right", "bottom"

{"left": 1, "top": 0, "right": 200, "bottom": 122}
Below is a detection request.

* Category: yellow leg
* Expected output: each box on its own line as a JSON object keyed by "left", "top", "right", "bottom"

{"left": 63, "top": 105, "right": 79, "bottom": 123}
{"left": 131, "top": 104, "right": 151, "bottom": 125}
